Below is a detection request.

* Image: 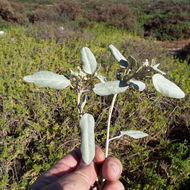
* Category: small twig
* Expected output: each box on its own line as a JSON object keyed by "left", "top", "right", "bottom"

{"left": 77, "top": 89, "right": 89, "bottom": 115}
{"left": 77, "top": 89, "right": 84, "bottom": 115}
{"left": 81, "top": 95, "right": 88, "bottom": 113}
{"left": 109, "top": 135, "right": 123, "bottom": 142}
{"left": 125, "top": 65, "right": 144, "bottom": 82}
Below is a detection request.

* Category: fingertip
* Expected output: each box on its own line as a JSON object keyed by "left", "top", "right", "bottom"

{"left": 94, "top": 145, "right": 105, "bottom": 164}
{"left": 102, "top": 157, "right": 123, "bottom": 181}
{"left": 103, "top": 181, "right": 125, "bottom": 190}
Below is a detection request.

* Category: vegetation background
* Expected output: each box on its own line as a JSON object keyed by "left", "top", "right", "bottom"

{"left": 0, "top": 0, "right": 190, "bottom": 189}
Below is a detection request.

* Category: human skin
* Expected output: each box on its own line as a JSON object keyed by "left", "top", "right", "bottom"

{"left": 28, "top": 146, "right": 124, "bottom": 190}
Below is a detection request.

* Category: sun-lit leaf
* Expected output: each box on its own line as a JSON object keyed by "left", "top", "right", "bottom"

{"left": 130, "top": 80, "right": 146, "bottom": 91}
{"left": 79, "top": 113, "right": 95, "bottom": 165}
{"left": 93, "top": 80, "right": 129, "bottom": 96}
{"left": 150, "top": 62, "right": 166, "bottom": 75}
{"left": 80, "top": 47, "right": 97, "bottom": 74}
{"left": 152, "top": 74, "right": 185, "bottom": 98}
{"left": 109, "top": 44, "right": 128, "bottom": 68}
{"left": 23, "top": 71, "right": 70, "bottom": 89}
{"left": 151, "top": 65, "right": 166, "bottom": 75}
{"left": 120, "top": 130, "right": 148, "bottom": 139}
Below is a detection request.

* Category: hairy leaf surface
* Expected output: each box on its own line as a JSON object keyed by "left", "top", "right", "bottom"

{"left": 109, "top": 44, "right": 128, "bottom": 68}
{"left": 120, "top": 130, "right": 148, "bottom": 139}
{"left": 93, "top": 80, "right": 129, "bottom": 96}
{"left": 23, "top": 71, "right": 70, "bottom": 89}
{"left": 151, "top": 64, "right": 166, "bottom": 75}
{"left": 152, "top": 74, "right": 185, "bottom": 98}
{"left": 81, "top": 47, "right": 97, "bottom": 74}
{"left": 79, "top": 113, "right": 95, "bottom": 165}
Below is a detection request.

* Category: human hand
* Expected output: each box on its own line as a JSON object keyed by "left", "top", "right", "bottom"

{"left": 28, "top": 146, "right": 124, "bottom": 190}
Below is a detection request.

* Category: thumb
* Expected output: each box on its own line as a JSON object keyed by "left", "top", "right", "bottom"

{"left": 42, "top": 162, "right": 97, "bottom": 190}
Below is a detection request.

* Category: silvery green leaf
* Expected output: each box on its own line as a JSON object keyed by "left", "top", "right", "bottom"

{"left": 81, "top": 47, "right": 97, "bottom": 74}
{"left": 151, "top": 64, "right": 166, "bottom": 75}
{"left": 152, "top": 74, "right": 185, "bottom": 98}
{"left": 93, "top": 80, "right": 129, "bottom": 96}
{"left": 130, "top": 80, "right": 146, "bottom": 91}
{"left": 128, "top": 55, "right": 137, "bottom": 68}
{"left": 109, "top": 44, "right": 128, "bottom": 68}
{"left": 120, "top": 130, "right": 148, "bottom": 139}
{"left": 23, "top": 71, "right": 70, "bottom": 90}
{"left": 96, "top": 75, "right": 107, "bottom": 83}
{"left": 79, "top": 113, "right": 95, "bottom": 165}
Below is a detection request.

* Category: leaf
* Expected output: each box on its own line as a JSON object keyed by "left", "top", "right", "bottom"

{"left": 109, "top": 44, "right": 128, "bottom": 68}
{"left": 93, "top": 80, "right": 129, "bottom": 96}
{"left": 128, "top": 55, "right": 137, "bottom": 68}
{"left": 130, "top": 80, "right": 146, "bottom": 92}
{"left": 23, "top": 71, "right": 71, "bottom": 90}
{"left": 79, "top": 113, "right": 95, "bottom": 165}
{"left": 96, "top": 75, "right": 107, "bottom": 83}
{"left": 152, "top": 74, "right": 185, "bottom": 99}
{"left": 120, "top": 130, "right": 148, "bottom": 139}
{"left": 151, "top": 63, "right": 166, "bottom": 75}
{"left": 80, "top": 47, "right": 97, "bottom": 74}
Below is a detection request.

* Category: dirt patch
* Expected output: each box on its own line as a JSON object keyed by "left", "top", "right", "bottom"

{"left": 157, "top": 39, "right": 190, "bottom": 50}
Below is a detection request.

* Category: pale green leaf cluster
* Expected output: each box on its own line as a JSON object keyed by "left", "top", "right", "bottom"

{"left": 23, "top": 44, "right": 185, "bottom": 166}
{"left": 108, "top": 44, "right": 185, "bottom": 99}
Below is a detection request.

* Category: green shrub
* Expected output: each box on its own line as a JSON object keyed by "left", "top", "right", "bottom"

{"left": 0, "top": 23, "right": 190, "bottom": 189}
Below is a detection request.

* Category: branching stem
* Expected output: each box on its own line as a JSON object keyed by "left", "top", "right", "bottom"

{"left": 125, "top": 65, "right": 144, "bottom": 82}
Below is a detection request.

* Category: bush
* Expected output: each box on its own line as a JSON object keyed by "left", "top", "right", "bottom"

{"left": 142, "top": 1, "right": 190, "bottom": 40}
{"left": 55, "top": 0, "right": 82, "bottom": 20}
{"left": 0, "top": 24, "right": 190, "bottom": 189}
{"left": 175, "top": 43, "right": 190, "bottom": 64}
{"left": 0, "top": 0, "right": 26, "bottom": 23}
{"left": 86, "top": 2, "right": 137, "bottom": 32}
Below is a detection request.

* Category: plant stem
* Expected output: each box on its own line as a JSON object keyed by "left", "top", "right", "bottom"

{"left": 125, "top": 65, "right": 144, "bottom": 82}
{"left": 105, "top": 94, "right": 118, "bottom": 157}
{"left": 77, "top": 89, "right": 83, "bottom": 115}
{"left": 109, "top": 135, "right": 123, "bottom": 142}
